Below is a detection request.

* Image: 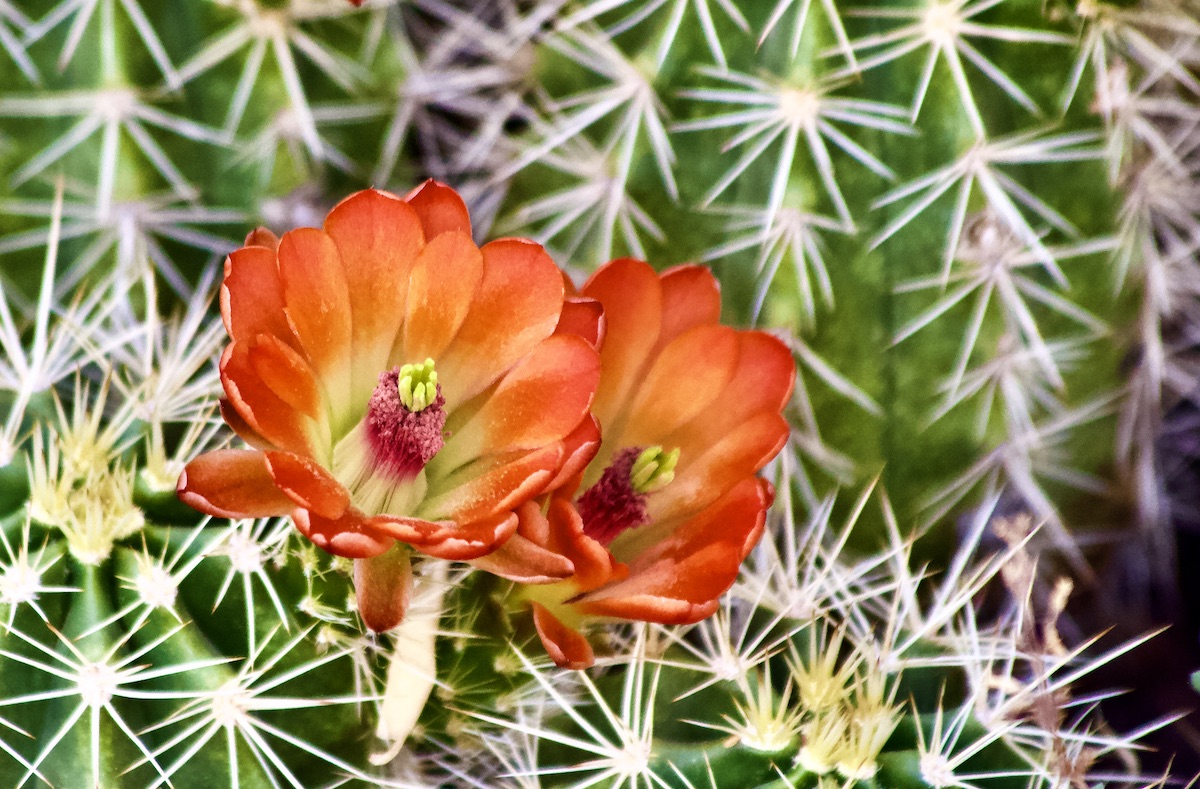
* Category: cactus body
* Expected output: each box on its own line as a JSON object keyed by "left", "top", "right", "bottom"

{"left": 0, "top": 0, "right": 1193, "bottom": 786}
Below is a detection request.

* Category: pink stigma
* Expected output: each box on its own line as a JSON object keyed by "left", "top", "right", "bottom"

{"left": 365, "top": 368, "right": 447, "bottom": 480}
{"left": 578, "top": 447, "right": 650, "bottom": 545}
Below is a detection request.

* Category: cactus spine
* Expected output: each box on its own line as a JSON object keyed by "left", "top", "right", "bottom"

{"left": 0, "top": 0, "right": 1192, "bottom": 786}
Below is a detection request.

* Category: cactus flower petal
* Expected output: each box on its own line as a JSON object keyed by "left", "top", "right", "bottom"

{"left": 405, "top": 178, "right": 473, "bottom": 239}
{"left": 531, "top": 601, "right": 594, "bottom": 671}
{"left": 368, "top": 510, "right": 520, "bottom": 561}
{"left": 511, "top": 259, "right": 794, "bottom": 668}
{"left": 555, "top": 296, "right": 607, "bottom": 349}
{"left": 571, "top": 477, "right": 773, "bottom": 623}
{"left": 293, "top": 506, "right": 394, "bottom": 559}
{"left": 176, "top": 449, "right": 294, "bottom": 518}
{"left": 470, "top": 501, "right": 576, "bottom": 583}
{"left": 180, "top": 183, "right": 600, "bottom": 630}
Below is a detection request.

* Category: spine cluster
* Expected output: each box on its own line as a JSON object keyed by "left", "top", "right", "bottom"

{"left": 0, "top": 0, "right": 1194, "bottom": 786}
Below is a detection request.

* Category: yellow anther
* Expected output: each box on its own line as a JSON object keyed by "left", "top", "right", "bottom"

{"left": 398, "top": 358, "right": 438, "bottom": 412}
{"left": 629, "top": 446, "right": 680, "bottom": 494}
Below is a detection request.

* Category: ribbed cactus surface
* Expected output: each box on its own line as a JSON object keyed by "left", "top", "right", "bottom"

{"left": 0, "top": 0, "right": 1194, "bottom": 786}
{"left": 491, "top": 0, "right": 1198, "bottom": 583}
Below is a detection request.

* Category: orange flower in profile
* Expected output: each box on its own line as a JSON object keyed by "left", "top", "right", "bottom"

{"left": 178, "top": 181, "right": 600, "bottom": 632}
{"left": 497, "top": 258, "right": 795, "bottom": 669}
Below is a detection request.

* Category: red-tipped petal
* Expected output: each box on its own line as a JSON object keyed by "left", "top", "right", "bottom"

{"left": 546, "top": 496, "right": 623, "bottom": 591}
{"left": 541, "top": 415, "right": 601, "bottom": 495}
{"left": 399, "top": 231, "right": 483, "bottom": 363}
{"left": 354, "top": 547, "right": 413, "bottom": 632}
{"left": 531, "top": 602, "right": 595, "bottom": 670}
{"left": 244, "top": 227, "right": 280, "bottom": 250}
{"left": 555, "top": 296, "right": 606, "bottom": 350}
{"left": 471, "top": 535, "right": 575, "bottom": 583}
{"left": 245, "top": 334, "right": 322, "bottom": 418}
{"left": 422, "top": 445, "right": 560, "bottom": 525}
{"left": 369, "top": 511, "right": 519, "bottom": 561}
{"left": 220, "top": 342, "right": 317, "bottom": 457}
{"left": 443, "top": 334, "right": 599, "bottom": 463}
{"left": 293, "top": 507, "right": 394, "bottom": 559}
{"left": 436, "top": 238, "right": 564, "bottom": 405}
{"left": 404, "top": 179, "right": 472, "bottom": 239}
{"left": 469, "top": 502, "right": 574, "bottom": 583}
{"left": 619, "top": 325, "right": 738, "bottom": 448}
{"left": 651, "top": 411, "right": 789, "bottom": 522}
{"left": 323, "top": 189, "right": 425, "bottom": 399}
{"left": 659, "top": 332, "right": 795, "bottom": 460}
{"left": 656, "top": 264, "right": 721, "bottom": 349}
{"left": 735, "top": 331, "right": 795, "bottom": 413}
{"left": 219, "top": 398, "right": 269, "bottom": 450}
{"left": 276, "top": 227, "right": 353, "bottom": 383}
{"left": 697, "top": 332, "right": 795, "bottom": 437}
{"left": 177, "top": 449, "right": 294, "bottom": 519}
{"left": 576, "top": 477, "right": 769, "bottom": 624}
{"left": 221, "top": 246, "right": 292, "bottom": 345}
{"left": 580, "top": 259, "right": 663, "bottom": 427}
{"left": 264, "top": 451, "right": 350, "bottom": 520}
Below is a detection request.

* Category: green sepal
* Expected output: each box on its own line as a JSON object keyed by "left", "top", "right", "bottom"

{"left": 133, "top": 468, "right": 203, "bottom": 525}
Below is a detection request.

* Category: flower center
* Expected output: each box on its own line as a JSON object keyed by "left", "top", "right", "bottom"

{"left": 579, "top": 445, "right": 679, "bottom": 545}
{"left": 365, "top": 360, "right": 447, "bottom": 481}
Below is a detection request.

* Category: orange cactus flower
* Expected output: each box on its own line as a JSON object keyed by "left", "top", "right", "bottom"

{"left": 178, "top": 181, "right": 601, "bottom": 632}
{"left": 497, "top": 258, "right": 795, "bottom": 669}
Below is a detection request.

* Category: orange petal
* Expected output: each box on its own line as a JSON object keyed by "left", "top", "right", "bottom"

{"left": 546, "top": 495, "right": 622, "bottom": 591}
{"left": 221, "top": 342, "right": 316, "bottom": 457}
{"left": 576, "top": 477, "right": 769, "bottom": 624}
{"left": 665, "top": 332, "right": 794, "bottom": 454}
{"left": 219, "top": 398, "right": 269, "bottom": 449}
{"left": 560, "top": 268, "right": 579, "bottom": 297}
{"left": 264, "top": 451, "right": 350, "bottom": 520}
{"left": 421, "top": 445, "right": 560, "bottom": 525}
{"left": 323, "top": 189, "right": 425, "bottom": 401}
{"left": 245, "top": 334, "right": 322, "bottom": 418}
{"left": 656, "top": 264, "right": 721, "bottom": 349}
{"left": 555, "top": 296, "right": 606, "bottom": 350}
{"left": 436, "top": 238, "right": 564, "bottom": 405}
{"left": 580, "top": 259, "right": 663, "bottom": 428}
{"left": 221, "top": 246, "right": 292, "bottom": 346}
{"left": 471, "top": 534, "right": 575, "bottom": 583}
{"left": 177, "top": 449, "right": 294, "bottom": 519}
{"left": 368, "top": 510, "right": 519, "bottom": 560}
{"left": 442, "top": 334, "right": 600, "bottom": 463}
{"left": 516, "top": 499, "right": 551, "bottom": 545}
{"left": 531, "top": 602, "right": 595, "bottom": 670}
{"left": 276, "top": 227, "right": 353, "bottom": 385}
{"left": 243, "top": 227, "right": 280, "bottom": 250}
{"left": 721, "top": 331, "right": 795, "bottom": 421}
{"left": 293, "top": 506, "right": 394, "bottom": 559}
{"left": 398, "top": 231, "right": 483, "bottom": 363}
{"left": 618, "top": 325, "right": 738, "bottom": 448}
{"left": 354, "top": 546, "right": 413, "bottom": 632}
{"left": 404, "top": 179, "right": 471, "bottom": 239}
{"left": 470, "top": 502, "right": 574, "bottom": 582}
{"left": 540, "top": 415, "right": 601, "bottom": 495}
{"left": 650, "top": 411, "right": 789, "bottom": 522}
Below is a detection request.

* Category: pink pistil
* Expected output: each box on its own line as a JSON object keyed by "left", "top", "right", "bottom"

{"left": 578, "top": 447, "right": 650, "bottom": 545}
{"left": 365, "top": 368, "right": 447, "bottom": 480}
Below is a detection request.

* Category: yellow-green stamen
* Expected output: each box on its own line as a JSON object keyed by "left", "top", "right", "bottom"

{"left": 397, "top": 358, "right": 438, "bottom": 413}
{"left": 629, "top": 445, "right": 679, "bottom": 494}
